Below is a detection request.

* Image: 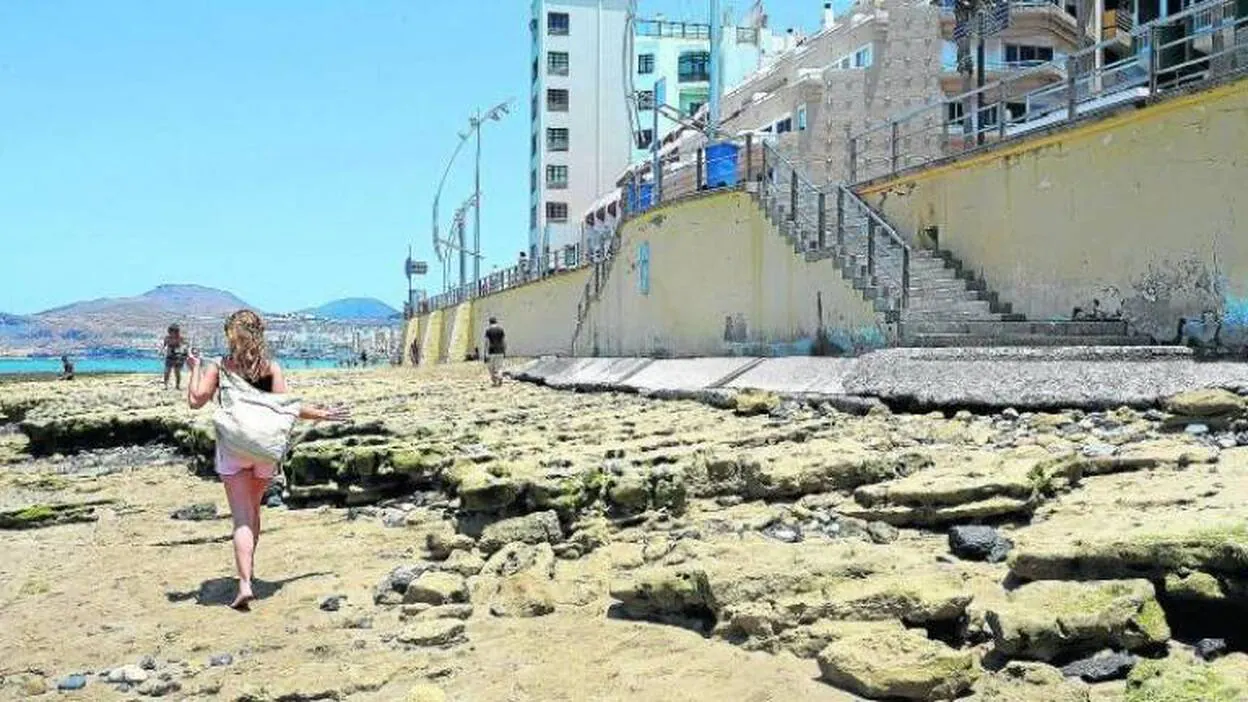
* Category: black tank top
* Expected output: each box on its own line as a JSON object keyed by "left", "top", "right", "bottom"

{"left": 250, "top": 374, "right": 274, "bottom": 393}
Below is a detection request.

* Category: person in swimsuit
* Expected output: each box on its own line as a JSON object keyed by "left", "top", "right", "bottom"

{"left": 185, "top": 309, "right": 349, "bottom": 610}
{"left": 161, "top": 324, "right": 187, "bottom": 390}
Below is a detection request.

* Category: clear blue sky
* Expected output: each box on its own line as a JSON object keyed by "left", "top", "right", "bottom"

{"left": 0, "top": 1, "right": 831, "bottom": 315}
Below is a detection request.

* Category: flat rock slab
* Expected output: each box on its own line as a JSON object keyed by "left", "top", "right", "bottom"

{"left": 622, "top": 358, "right": 761, "bottom": 393}
{"left": 725, "top": 357, "right": 858, "bottom": 395}
{"left": 546, "top": 358, "right": 652, "bottom": 389}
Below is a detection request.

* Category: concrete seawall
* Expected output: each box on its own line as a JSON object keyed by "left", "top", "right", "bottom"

{"left": 509, "top": 347, "right": 1248, "bottom": 411}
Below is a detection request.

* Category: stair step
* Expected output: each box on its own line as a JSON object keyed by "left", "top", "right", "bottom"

{"left": 903, "top": 334, "right": 1148, "bottom": 348}
{"left": 904, "top": 320, "right": 1130, "bottom": 336}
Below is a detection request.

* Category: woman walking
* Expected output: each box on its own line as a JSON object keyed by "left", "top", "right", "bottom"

{"left": 186, "top": 310, "right": 348, "bottom": 610}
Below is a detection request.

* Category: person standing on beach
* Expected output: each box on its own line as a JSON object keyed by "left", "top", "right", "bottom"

{"left": 185, "top": 310, "right": 349, "bottom": 610}
{"left": 59, "top": 355, "right": 75, "bottom": 381}
{"left": 484, "top": 317, "right": 506, "bottom": 387}
{"left": 161, "top": 324, "right": 187, "bottom": 390}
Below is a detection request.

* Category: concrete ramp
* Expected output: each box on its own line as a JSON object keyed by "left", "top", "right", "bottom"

{"left": 546, "top": 358, "right": 653, "bottom": 390}
{"left": 726, "top": 357, "right": 858, "bottom": 395}
{"left": 509, "top": 357, "right": 580, "bottom": 384}
{"left": 621, "top": 358, "right": 761, "bottom": 393}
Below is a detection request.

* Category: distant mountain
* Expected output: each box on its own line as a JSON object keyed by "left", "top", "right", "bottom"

{"left": 303, "top": 297, "right": 399, "bottom": 321}
{"left": 37, "top": 284, "right": 254, "bottom": 321}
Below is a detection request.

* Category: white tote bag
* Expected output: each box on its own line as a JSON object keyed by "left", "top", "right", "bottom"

{"left": 212, "top": 360, "right": 302, "bottom": 465}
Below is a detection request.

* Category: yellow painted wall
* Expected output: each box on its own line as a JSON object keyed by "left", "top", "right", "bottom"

{"left": 418, "top": 309, "right": 444, "bottom": 366}
{"left": 444, "top": 301, "right": 474, "bottom": 362}
{"left": 860, "top": 76, "right": 1248, "bottom": 343}
{"left": 576, "top": 191, "right": 883, "bottom": 357}
{"left": 470, "top": 268, "right": 589, "bottom": 358}
{"left": 400, "top": 316, "right": 421, "bottom": 366}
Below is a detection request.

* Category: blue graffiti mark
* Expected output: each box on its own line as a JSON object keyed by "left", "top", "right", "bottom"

{"left": 723, "top": 327, "right": 886, "bottom": 358}
{"left": 637, "top": 241, "right": 650, "bottom": 295}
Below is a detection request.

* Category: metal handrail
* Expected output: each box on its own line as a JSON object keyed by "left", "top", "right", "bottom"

{"left": 849, "top": 0, "right": 1246, "bottom": 182}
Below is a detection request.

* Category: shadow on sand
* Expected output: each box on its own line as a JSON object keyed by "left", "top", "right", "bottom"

{"left": 165, "top": 571, "right": 330, "bottom": 607}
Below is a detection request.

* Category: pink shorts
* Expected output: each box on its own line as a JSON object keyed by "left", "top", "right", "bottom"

{"left": 215, "top": 445, "right": 276, "bottom": 480}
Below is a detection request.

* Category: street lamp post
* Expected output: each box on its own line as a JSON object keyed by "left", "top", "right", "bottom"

{"left": 431, "top": 98, "right": 512, "bottom": 293}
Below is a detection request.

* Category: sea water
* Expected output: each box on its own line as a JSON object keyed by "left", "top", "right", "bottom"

{"left": 0, "top": 356, "right": 349, "bottom": 375}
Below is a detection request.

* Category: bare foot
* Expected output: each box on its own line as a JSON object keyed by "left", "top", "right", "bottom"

{"left": 230, "top": 583, "right": 254, "bottom": 611}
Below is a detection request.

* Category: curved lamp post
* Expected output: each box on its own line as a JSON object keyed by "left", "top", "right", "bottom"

{"left": 430, "top": 98, "right": 513, "bottom": 292}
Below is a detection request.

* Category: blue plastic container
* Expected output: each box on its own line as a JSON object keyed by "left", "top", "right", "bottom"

{"left": 638, "top": 182, "right": 654, "bottom": 210}
{"left": 705, "top": 142, "right": 740, "bottom": 188}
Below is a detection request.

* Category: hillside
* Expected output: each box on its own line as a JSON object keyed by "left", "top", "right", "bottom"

{"left": 36, "top": 284, "right": 254, "bottom": 322}
{"left": 303, "top": 297, "right": 399, "bottom": 321}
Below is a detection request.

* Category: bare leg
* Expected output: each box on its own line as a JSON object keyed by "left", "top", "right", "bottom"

{"left": 222, "top": 473, "right": 259, "bottom": 610}
{"left": 163, "top": 363, "right": 171, "bottom": 389}
{"left": 174, "top": 364, "right": 183, "bottom": 390}
{"left": 248, "top": 474, "right": 268, "bottom": 553}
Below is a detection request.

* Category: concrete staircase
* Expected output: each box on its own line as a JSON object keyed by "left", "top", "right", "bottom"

{"left": 753, "top": 143, "right": 1148, "bottom": 347}
{"left": 898, "top": 247, "right": 1145, "bottom": 346}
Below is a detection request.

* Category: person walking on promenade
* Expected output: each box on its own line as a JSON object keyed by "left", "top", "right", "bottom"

{"left": 185, "top": 310, "right": 349, "bottom": 610}
{"left": 484, "top": 317, "right": 506, "bottom": 387}
{"left": 161, "top": 324, "right": 187, "bottom": 390}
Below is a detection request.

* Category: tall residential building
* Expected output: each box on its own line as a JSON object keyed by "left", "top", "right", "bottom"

{"left": 627, "top": 14, "right": 797, "bottom": 164}
{"left": 529, "top": 0, "right": 631, "bottom": 260}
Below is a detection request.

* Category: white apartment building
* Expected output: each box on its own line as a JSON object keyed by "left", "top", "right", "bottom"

{"left": 528, "top": 0, "right": 632, "bottom": 260}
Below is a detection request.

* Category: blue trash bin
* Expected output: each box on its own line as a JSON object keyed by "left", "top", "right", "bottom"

{"left": 705, "top": 142, "right": 740, "bottom": 189}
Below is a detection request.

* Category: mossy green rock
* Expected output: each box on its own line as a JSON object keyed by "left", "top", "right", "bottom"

{"left": 733, "top": 390, "right": 780, "bottom": 416}
{"left": 477, "top": 510, "right": 562, "bottom": 555}
{"left": 815, "top": 621, "right": 979, "bottom": 701}
{"left": 449, "top": 463, "right": 521, "bottom": 513}
{"left": 969, "top": 661, "right": 1090, "bottom": 702}
{"left": 609, "top": 566, "right": 713, "bottom": 619}
{"left": 0, "top": 501, "right": 109, "bottom": 529}
{"left": 1164, "top": 388, "right": 1246, "bottom": 418}
{"left": 986, "top": 579, "right": 1169, "bottom": 662}
{"left": 1125, "top": 651, "right": 1248, "bottom": 702}
{"left": 1010, "top": 522, "right": 1248, "bottom": 583}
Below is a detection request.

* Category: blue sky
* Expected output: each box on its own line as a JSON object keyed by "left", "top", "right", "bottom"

{"left": 0, "top": 1, "right": 833, "bottom": 315}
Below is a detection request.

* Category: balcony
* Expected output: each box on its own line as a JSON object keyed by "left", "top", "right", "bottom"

{"left": 939, "top": 0, "right": 1082, "bottom": 48}
{"left": 939, "top": 57, "right": 1065, "bottom": 97}
{"left": 636, "top": 19, "right": 710, "bottom": 39}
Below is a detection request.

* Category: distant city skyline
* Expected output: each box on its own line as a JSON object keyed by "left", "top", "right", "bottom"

{"left": 0, "top": 1, "right": 839, "bottom": 315}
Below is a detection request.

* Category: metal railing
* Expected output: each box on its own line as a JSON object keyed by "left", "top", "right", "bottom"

{"left": 635, "top": 19, "right": 711, "bottom": 39}
{"left": 419, "top": 136, "right": 763, "bottom": 318}
{"left": 759, "top": 141, "right": 911, "bottom": 319}
{"left": 851, "top": 0, "right": 1247, "bottom": 183}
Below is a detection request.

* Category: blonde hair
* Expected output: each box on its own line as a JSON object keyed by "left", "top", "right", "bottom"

{"left": 224, "top": 309, "right": 269, "bottom": 382}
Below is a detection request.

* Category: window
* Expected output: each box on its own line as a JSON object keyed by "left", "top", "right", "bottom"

{"left": 546, "top": 165, "right": 568, "bottom": 188}
{"left": 775, "top": 117, "right": 793, "bottom": 134}
{"left": 530, "top": 169, "right": 538, "bottom": 193}
{"left": 638, "top": 53, "right": 655, "bottom": 74}
{"left": 678, "top": 51, "right": 711, "bottom": 82}
{"left": 686, "top": 100, "right": 704, "bottom": 117}
{"left": 547, "top": 88, "right": 568, "bottom": 112}
{"left": 548, "top": 51, "right": 569, "bottom": 76}
{"left": 637, "top": 90, "right": 655, "bottom": 110}
{"left": 546, "top": 201, "right": 568, "bottom": 222}
{"left": 1004, "top": 44, "right": 1054, "bottom": 65}
{"left": 797, "top": 105, "right": 808, "bottom": 131}
{"left": 532, "top": 58, "right": 539, "bottom": 82}
{"left": 530, "top": 205, "right": 538, "bottom": 229}
{"left": 946, "top": 101, "right": 965, "bottom": 123}
{"left": 853, "top": 44, "right": 873, "bottom": 68}
{"left": 636, "top": 129, "right": 654, "bottom": 149}
{"left": 531, "top": 93, "right": 538, "bottom": 119}
{"left": 546, "top": 127, "right": 569, "bottom": 151}
{"left": 547, "top": 12, "right": 569, "bottom": 35}
{"left": 839, "top": 57, "right": 851, "bottom": 69}
{"left": 531, "top": 133, "right": 538, "bottom": 156}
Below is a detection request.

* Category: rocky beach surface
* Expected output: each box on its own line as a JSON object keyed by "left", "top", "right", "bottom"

{"left": 1, "top": 363, "right": 1247, "bottom": 701}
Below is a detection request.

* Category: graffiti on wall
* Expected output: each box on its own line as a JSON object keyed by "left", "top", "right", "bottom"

{"left": 719, "top": 292, "right": 889, "bottom": 357}
{"left": 1071, "top": 255, "right": 1248, "bottom": 357}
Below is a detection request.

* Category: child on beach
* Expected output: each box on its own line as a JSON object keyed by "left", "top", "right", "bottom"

{"left": 185, "top": 309, "right": 348, "bottom": 610}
